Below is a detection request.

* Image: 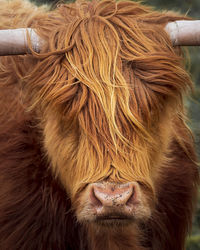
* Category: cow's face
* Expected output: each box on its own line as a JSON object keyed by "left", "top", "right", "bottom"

{"left": 41, "top": 51, "right": 186, "bottom": 226}
{"left": 26, "top": 1, "right": 191, "bottom": 227}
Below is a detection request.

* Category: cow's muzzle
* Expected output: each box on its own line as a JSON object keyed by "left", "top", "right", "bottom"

{"left": 75, "top": 181, "right": 151, "bottom": 225}
{"left": 90, "top": 182, "right": 136, "bottom": 213}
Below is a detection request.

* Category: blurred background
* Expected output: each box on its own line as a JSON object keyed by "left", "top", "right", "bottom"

{"left": 33, "top": 0, "right": 200, "bottom": 248}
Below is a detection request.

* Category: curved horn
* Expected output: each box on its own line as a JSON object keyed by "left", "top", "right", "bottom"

{"left": 165, "top": 20, "right": 200, "bottom": 46}
{"left": 0, "top": 28, "right": 41, "bottom": 56}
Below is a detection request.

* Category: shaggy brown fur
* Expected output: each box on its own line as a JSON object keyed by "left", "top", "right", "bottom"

{"left": 0, "top": 0, "right": 199, "bottom": 249}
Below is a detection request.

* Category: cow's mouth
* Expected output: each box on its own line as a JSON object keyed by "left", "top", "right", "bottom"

{"left": 94, "top": 214, "right": 134, "bottom": 226}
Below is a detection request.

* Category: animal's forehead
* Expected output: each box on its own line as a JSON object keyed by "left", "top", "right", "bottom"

{"left": 29, "top": 0, "right": 190, "bottom": 133}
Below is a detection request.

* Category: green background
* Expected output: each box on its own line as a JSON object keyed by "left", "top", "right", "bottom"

{"left": 33, "top": 0, "right": 200, "bottom": 248}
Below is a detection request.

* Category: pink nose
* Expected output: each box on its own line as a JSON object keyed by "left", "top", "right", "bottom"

{"left": 90, "top": 182, "right": 137, "bottom": 214}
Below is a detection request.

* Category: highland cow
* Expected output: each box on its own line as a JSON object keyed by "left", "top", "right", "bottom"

{"left": 0, "top": 0, "right": 199, "bottom": 249}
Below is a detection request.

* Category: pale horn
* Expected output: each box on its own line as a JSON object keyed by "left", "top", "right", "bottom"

{"left": 0, "top": 21, "right": 200, "bottom": 56}
{"left": 0, "top": 28, "right": 40, "bottom": 56}
{"left": 165, "top": 20, "right": 200, "bottom": 46}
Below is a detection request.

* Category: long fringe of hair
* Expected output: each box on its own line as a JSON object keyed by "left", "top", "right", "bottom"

{"left": 0, "top": 0, "right": 195, "bottom": 197}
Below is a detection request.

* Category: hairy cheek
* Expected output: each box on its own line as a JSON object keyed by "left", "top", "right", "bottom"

{"left": 43, "top": 122, "right": 79, "bottom": 195}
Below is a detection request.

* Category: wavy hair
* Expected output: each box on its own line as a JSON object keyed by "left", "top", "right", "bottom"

{"left": 0, "top": 0, "right": 194, "bottom": 197}
{"left": 0, "top": 1, "right": 199, "bottom": 249}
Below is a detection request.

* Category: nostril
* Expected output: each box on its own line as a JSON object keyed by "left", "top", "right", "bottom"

{"left": 126, "top": 188, "right": 135, "bottom": 207}
{"left": 90, "top": 188, "right": 103, "bottom": 208}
